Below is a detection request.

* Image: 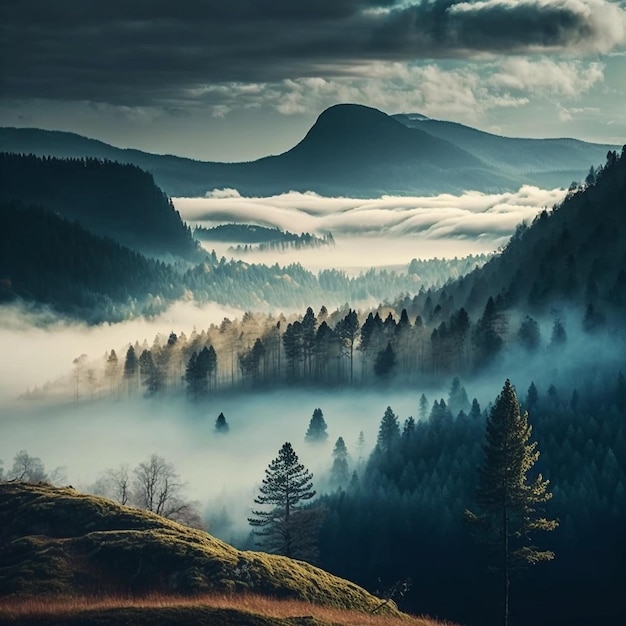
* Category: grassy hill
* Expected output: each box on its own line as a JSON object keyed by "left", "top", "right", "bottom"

{"left": 0, "top": 482, "right": 449, "bottom": 626}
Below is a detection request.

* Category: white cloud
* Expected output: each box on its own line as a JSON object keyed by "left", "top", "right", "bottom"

{"left": 176, "top": 185, "right": 566, "bottom": 240}
{"left": 490, "top": 58, "right": 605, "bottom": 97}
{"left": 183, "top": 56, "right": 605, "bottom": 130}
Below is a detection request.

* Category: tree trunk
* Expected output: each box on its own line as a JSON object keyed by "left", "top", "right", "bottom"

{"left": 503, "top": 505, "right": 509, "bottom": 626}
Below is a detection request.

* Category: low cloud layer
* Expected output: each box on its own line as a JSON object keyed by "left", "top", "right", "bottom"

{"left": 2, "top": 1, "right": 624, "bottom": 107}
{"left": 176, "top": 186, "right": 567, "bottom": 238}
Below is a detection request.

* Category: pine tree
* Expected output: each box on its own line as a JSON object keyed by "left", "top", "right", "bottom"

{"left": 215, "top": 412, "right": 229, "bottom": 433}
{"left": 105, "top": 349, "right": 120, "bottom": 395}
{"left": 377, "top": 406, "right": 400, "bottom": 453}
{"left": 335, "top": 309, "right": 359, "bottom": 383}
{"left": 374, "top": 341, "right": 396, "bottom": 378}
{"left": 185, "top": 351, "right": 201, "bottom": 400}
{"left": 469, "top": 398, "right": 482, "bottom": 420}
{"left": 330, "top": 437, "right": 350, "bottom": 487}
{"left": 123, "top": 345, "right": 138, "bottom": 395}
{"left": 465, "top": 380, "right": 558, "bottom": 626}
{"left": 248, "top": 442, "right": 324, "bottom": 560}
{"left": 305, "top": 408, "right": 328, "bottom": 442}
{"left": 418, "top": 393, "right": 429, "bottom": 421}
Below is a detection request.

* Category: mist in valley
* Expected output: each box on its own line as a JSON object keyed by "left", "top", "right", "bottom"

{"left": 176, "top": 186, "right": 567, "bottom": 272}
{"left": 0, "top": 382, "right": 453, "bottom": 540}
{"left": 2, "top": 289, "right": 623, "bottom": 545}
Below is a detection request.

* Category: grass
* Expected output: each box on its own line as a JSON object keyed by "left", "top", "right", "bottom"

{"left": 0, "top": 483, "right": 461, "bottom": 625}
{"left": 0, "top": 592, "right": 459, "bottom": 626}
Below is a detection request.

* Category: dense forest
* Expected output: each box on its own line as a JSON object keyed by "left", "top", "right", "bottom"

{"left": 0, "top": 153, "right": 200, "bottom": 259}
{"left": 2, "top": 143, "right": 625, "bottom": 626}
{"left": 313, "top": 375, "right": 626, "bottom": 625}
{"left": 26, "top": 149, "right": 625, "bottom": 397}
{"left": 0, "top": 198, "right": 489, "bottom": 322}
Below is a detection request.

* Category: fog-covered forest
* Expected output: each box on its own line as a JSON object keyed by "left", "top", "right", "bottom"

{"left": 1, "top": 148, "right": 625, "bottom": 626}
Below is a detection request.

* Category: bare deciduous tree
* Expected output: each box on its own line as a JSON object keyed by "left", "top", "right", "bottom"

{"left": 132, "top": 453, "right": 200, "bottom": 524}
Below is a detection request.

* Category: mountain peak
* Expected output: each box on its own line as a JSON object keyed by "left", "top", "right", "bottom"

{"left": 316, "top": 103, "right": 392, "bottom": 124}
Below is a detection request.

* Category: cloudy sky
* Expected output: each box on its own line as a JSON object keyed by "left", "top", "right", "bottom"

{"left": 1, "top": 0, "right": 625, "bottom": 161}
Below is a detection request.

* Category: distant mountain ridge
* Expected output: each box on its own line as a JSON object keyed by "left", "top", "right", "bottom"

{"left": 393, "top": 113, "right": 613, "bottom": 187}
{"left": 0, "top": 104, "right": 618, "bottom": 197}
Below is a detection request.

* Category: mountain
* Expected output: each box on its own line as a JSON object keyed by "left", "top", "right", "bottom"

{"left": 0, "top": 482, "right": 431, "bottom": 626}
{"left": 1, "top": 104, "right": 618, "bottom": 197}
{"left": 0, "top": 153, "right": 200, "bottom": 259}
{"left": 393, "top": 113, "right": 616, "bottom": 188}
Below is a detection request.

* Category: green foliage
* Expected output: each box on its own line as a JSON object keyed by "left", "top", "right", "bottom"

{"left": 466, "top": 380, "right": 557, "bottom": 624}
{"left": 377, "top": 407, "right": 400, "bottom": 454}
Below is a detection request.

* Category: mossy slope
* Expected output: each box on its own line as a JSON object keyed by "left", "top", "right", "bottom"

{"left": 0, "top": 482, "right": 396, "bottom": 617}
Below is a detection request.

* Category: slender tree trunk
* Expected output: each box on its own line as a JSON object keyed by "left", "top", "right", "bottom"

{"left": 503, "top": 502, "right": 509, "bottom": 626}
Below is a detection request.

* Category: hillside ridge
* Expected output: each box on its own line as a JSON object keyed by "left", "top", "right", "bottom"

{"left": 0, "top": 482, "right": 398, "bottom": 616}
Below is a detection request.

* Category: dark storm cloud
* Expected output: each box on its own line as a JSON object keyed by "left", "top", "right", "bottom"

{"left": 1, "top": 1, "right": 624, "bottom": 106}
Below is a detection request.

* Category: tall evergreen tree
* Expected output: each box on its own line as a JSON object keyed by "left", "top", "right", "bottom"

{"left": 465, "top": 380, "right": 558, "bottom": 626}
{"left": 335, "top": 309, "right": 359, "bottom": 383}
{"left": 185, "top": 351, "right": 201, "bottom": 400}
{"left": 123, "top": 345, "right": 138, "bottom": 395}
{"left": 248, "top": 442, "right": 323, "bottom": 560}
{"left": 305, "top": 408, "right": 329, "bottom": 443}
{"left": 374, "top": 341, "right": 396, "bottom": 378}
{"left": 377, "top": 406, "right": 400, "bottom": 453}
{"left": 330, "top": 436, "right": 350, "bottom": 487}
{"left": 105, "top": 349, "right": 120, "bottom": 395}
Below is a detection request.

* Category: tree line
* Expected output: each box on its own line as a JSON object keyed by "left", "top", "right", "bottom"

{"left": 48, "top": 292, "right": 620, "bottom": 403}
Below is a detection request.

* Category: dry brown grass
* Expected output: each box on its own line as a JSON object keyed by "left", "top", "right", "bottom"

{"left": 0, "top": 592, "right": 459, "bottom": 626}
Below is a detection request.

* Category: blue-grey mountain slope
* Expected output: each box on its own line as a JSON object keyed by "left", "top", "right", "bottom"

{"left": 1, "top": 104, "right": 617, "bottom": 197}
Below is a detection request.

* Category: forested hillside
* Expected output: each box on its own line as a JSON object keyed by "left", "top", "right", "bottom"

{"left": 0, "top": 153, "right": 199, "bottom": 259}
{"left": 0, "top": 198, "right": 488, "bottom": 323}
{"left": 316, "top": 375, "right": 626, "bottom": 625}
{"left": 0, "top": 201, "right": 185, "bottom": 322}
{"left": 403, "top": 146, "right": 626, "bottom": 320}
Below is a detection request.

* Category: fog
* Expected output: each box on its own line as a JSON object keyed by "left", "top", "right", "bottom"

{"left": 0, "top": 300, "right": 242, "bottom": 404}
{"left": 176, "top": 187, "right": 567, "bottom": 271}
{"left": 1, "top": 300, "right": 623, "bottom": 543}
{"left": 0, "top": 387, "right": 450, "bottom": 540}
{"left": 198, "top": 235, "right": 497, "bottom": 274}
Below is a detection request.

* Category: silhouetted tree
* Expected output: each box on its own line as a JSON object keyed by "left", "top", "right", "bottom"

{"left": 336, "top": 309, "right": 359, "bottom": 383}
{"left": 305, "top": 408, "right": 328, "bottom": 443}
{"left": 248, "top": 442, "right": 324, "bottom": 560}
{"left": 517, "top": 316, "right": 541, "bottom": 352}
{"left": 374, "top": 341, "right": 396, "bottom": 378}
{"left": 123, "top": 345, "right": 138, "bottom": 395}
{"left": 377, "top": 406, "right": 400, "bottom": 453}
{"left": 465, "top": 380, "right": 557, "bottom": 626}
{"left": 330, "top": 437, "right": 350, "bottom": 487}
{"left": 215, "top": 412, "right": 229, "bottom": 433}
